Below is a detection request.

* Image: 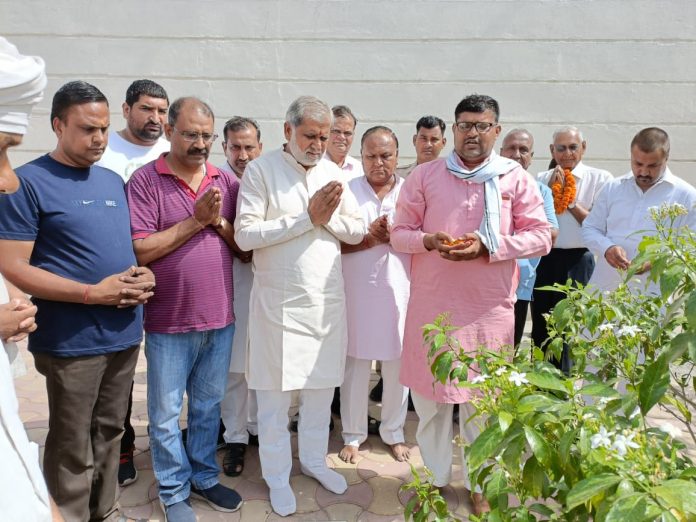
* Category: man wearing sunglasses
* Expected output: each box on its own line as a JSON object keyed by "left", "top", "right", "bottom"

{"left": 126, "top": 97, "right": 243, "bottom": 521}
{"left": 532, "top": 128, "right": 612, "bottom": 372}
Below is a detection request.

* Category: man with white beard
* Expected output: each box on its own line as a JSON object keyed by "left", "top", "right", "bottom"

{"left": 234, "top": 96, "right": 364, "bottom": 517}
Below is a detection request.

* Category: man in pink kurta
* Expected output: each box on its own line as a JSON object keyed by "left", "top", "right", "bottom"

{"left": 391, "top": 94, "right": 551, "bottom": 513}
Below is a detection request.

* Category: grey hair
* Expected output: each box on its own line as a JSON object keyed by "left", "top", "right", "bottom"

{"left": 285, "top": 96, "right": 331, "bottom": 127}
{"left": 552, "top": 126, "right": 584, "bottom": 142}
{"left": 504, "top": 128, "right": 534, "bottom": 144}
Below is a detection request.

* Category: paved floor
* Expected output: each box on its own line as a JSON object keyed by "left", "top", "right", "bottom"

{"left": 14, "top": 339, "right": 695, "bottom": 521}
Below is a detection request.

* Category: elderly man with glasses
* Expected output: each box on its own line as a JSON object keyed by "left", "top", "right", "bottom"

{"left": 531, "top": 127, "right": 612, "bottom": 372}
{"left": 126, "top": 97, "right": 244, "bottom": 521}
{"left": 391, "top": 94, "right": 552, "bottom": 515}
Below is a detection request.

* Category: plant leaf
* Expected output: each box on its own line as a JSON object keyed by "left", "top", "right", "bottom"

{"left": 523, "top": 425, "right": 551, "bottom": 467}
{"left": 652, "top": 479, "right": 696, "bottom": 515}
{"left": 498, "top": 411, "right": 513, "bottom": 434}
{"left": 566, "top": 473, "right": 622, "bottom": 510}
{"left": 638, "top": 354, "right": 670, "bottom": 414}
{"left": 605, "top": 493, "right": 661, "bottom": 522}
{"left": 526, "top": 372, "right": 568, "bottom": 393}
{"left": 467, "top": 423, "right": 504, "bottom": 471}
{"left": 522, "top": 456, "right": 544, "bottom": 498}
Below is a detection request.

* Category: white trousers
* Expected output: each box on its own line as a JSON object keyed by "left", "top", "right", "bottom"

{"left": 220, "top": 371, "right": 258, "bottom": 443}
{"left": 340, "top": 357, "right": 408, "bottom": 447}
{"left": 256, "top": 388, "right": 333, "bottom": 489}
{"left": 411, "top": 391, "right": 483, "bottom": 490}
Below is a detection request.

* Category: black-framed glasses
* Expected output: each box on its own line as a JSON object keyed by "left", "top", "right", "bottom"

{"left": 174, "top": 128, "right": 218, "bottom": 144}
{"left": 455, "top": 121, "right": 497, "bottom": 134}
{"left": 553, "top": 144, "right": 582, "bottom": 153}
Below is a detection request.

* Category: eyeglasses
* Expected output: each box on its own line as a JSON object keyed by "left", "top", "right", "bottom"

{"left": 174, "top": 128, "right": 218, "bottom": 144}
{"left": 455, "top": 121, "right": 497, "bottom": 134}
{"left": 554, "top": 144, "right": 582, "bottom": 153}
{"left": 330, "top": 129, "right": 354, "bottom": 138}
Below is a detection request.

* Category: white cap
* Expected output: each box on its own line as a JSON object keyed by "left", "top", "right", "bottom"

{"left": 0, "top": 37, "right": 47, "bottom": 135}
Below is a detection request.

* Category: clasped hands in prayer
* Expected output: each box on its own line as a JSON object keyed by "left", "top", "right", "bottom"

{"left": 309, "top": 181, "right": 343, "bottom": 225}
{"left": 424, "top": 231, "right": 488, "bottom": 261}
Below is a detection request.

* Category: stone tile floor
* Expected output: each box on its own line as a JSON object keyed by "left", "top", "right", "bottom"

{"left": 14, "top": 338, "right": 696, "bottom": 521}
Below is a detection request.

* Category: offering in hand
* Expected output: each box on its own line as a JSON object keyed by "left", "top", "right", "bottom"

{"left": 443, "top": 237, "right": 474, "bottom": 248}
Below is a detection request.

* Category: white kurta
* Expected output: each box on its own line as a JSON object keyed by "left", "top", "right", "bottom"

{"left": 230, "top": 256, "right": 253, "bottom": 372}
{"left": 342, "top": 176, "right": 411, "bottom": 360}
{"left": 582, "top": 169, "right": 696, "bottom": 291}
{"left": 234, "top": 149, "right": 365, "bottom": 391}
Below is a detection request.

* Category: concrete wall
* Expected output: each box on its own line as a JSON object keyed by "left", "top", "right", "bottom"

{"left": 2, "top": 0, "right": 696, "bottom": 183}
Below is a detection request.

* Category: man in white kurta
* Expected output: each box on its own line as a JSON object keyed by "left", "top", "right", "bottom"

{"left": 339, "top": 127, "right": 411, "bottom": 464}
{"left": 234, "top": 96, "right": 364, "bottom": 517}
{"left": 582, "top": 127, "right": 696, "bottom": 292}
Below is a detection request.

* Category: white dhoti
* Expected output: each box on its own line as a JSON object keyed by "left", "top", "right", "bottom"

{"left": 411, "top": 391, "right": 483, "bottom": 490}
{"left": 220, "top": 372, "right": 258, "bottom": 443}
{"left": 340, "top": 357, "right": 407, "bottom": 447}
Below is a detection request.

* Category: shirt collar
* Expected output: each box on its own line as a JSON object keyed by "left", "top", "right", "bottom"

{"left": 571, "top": 161, "right": 587, "bottom": 179}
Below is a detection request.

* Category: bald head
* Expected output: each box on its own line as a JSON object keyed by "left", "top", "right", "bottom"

{"left": 500, "top": 128, "right": 534, "bottom": 170}
{"left": 168, "top": 97, "right": 214, "bottom": 127}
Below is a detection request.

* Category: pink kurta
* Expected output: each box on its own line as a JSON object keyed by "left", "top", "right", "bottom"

{"left": 342, "top": 176, "right": 411, "bottom": 361}
{"left": 391, "top": 155, "right": 551, "bottom": 403}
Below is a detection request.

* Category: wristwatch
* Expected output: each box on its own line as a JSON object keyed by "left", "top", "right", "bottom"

{"left": 567, "top": 201, "right": 576, "bottom": 210}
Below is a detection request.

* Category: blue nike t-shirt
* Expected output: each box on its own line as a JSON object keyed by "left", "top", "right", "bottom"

{"left": 0, "top": 154, "right": 143, "bottom": 357}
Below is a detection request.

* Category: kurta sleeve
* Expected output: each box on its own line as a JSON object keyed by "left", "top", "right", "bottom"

{"left": 390, "top": 168, "right": 429, "bottom": 254}
{"left": 323, "top": 183, "right": 365, "bottom": 244}
{"left": 490, "top": 169, "right": 552, "bottom": 262}
{"left": 234, "top": 161, "right": 314, "bottom": 251}
{"left": 581, "top": 181, "right": 615, "bottom": 258}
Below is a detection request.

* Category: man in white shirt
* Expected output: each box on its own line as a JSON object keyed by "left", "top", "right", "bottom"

{"left": 0, "top": 36, "right": 59, "bottom": 522}
{"left": 583, "top": 127, "right": 696, "bottom": 292}
{"left": 532, "top": 127, "right": 612, "bottom": 371}
{"left": 234, "top": 96, "right": 364, "bottom": 517}
{"left": 395, "top": 115, "right": 447, "bottom": 177}
{"left": 325, "top": 105, "right": 363, "bottom": 181}
{"left": 96, "top": 79, "right": 169, "bottom": 487}
{"left": 218, "top": 116, "right": 263, "bottom": 477}
{"left": 97, "top": 79, "right": 170, "bottom": 182}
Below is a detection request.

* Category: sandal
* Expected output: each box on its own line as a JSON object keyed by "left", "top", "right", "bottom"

{"left": 222, "top": 443, "right": 246, "bottom": 477}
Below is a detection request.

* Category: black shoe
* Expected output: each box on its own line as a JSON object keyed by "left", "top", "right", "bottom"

{"left": 407, "top": 392, "right": 415, "bottom": 412}
{"left": 331, "top": 387, "right": 341, "bottom": 417}
{"left": 191, "top": 483, "right": 242, "bottom": 512}
{"left": 369, "top": 377, "right": 384, "bottom": 402}
{"left": 248, "top": 432, "right": 259, "bottom": 446}
{"left": 367, "top": 415, "right": 381, "bottom": 436}
{"left": 118, "top": 448, "right": 138, "bottom": 487}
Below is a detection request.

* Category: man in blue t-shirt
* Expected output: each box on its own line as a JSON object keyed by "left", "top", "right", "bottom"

{"left": 0, "top": 81, "right": 155, "bottom": 522}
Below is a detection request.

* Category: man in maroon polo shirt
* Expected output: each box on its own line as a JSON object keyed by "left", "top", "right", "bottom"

{"left": 126, "top": 97, "right": 242, "bottom": 522}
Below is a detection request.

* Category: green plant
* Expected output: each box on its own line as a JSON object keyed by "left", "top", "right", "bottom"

{"left": 401, "top": 464, "right": 460, "bottom": 522}
{"left": 404, "top": 204, "right": 696, "bottom": 521}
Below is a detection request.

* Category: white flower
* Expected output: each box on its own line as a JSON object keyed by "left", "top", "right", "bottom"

{"left": 471, "top": 375, "right": 488, "bottom": 384}
{"left": 647, "top": 206, "right": 659, "bottom": 213}
{"left": 508, "top": 371, "right": 529, "bottom": 387}
{"left": 611, "top": 433, "right": 640, "bottom": 456}
{"left": 590, "top": 426, "right": 614, "bottom": 449}
{"left": 659, "top": 423, "right": 681, "bottom": 439}
{"left": 598, "top": 323, "right": 615, "bottom": 332}
{"left": 494, "top": 367, "right": 507, "bottom": 376}
{"left": 617, "top": 325, "right": 642, "bottom": 337}
{"left": 573, "top": 379, "right": 583, "bottom": 391}
{"left": 674, "top": 203, "right": 687, "bottom": 214}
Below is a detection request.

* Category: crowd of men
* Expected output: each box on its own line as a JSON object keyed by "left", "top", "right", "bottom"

{"left": 2, "top": 38, "right": 696, "bottom": 522}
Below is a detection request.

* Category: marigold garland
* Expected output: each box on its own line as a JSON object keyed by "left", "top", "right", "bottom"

{"left": 551, "top": 169, "right": 577, "bottom": 214}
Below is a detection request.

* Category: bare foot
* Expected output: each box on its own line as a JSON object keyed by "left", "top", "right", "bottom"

{"left": 338, "top": 445, "right": 360, "bottom": 464}
{"left": 471, "top": 492, "right": 490, "bottom": 515}
{"left": 390, "top": 442, "right": 410, "bottom": 462}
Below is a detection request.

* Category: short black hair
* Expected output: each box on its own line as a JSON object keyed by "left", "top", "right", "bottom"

{"left": 223, "top": 116, "right": 261, "bottom": 142}
{"left": 168, "top": 97, "right": 214, "bottom": 127}
{"left": 631, "top": 127, "right": 670, "bottom": 157}
{"left": 454, "top": 94, "right": 500, "bottom": 122}
{"left": 50, "top": 81, "right": 108, "bottom": 130}
{"left": 360, "top": 125, "right": 399, "bottom": 150}
{"left": 416, "top": 115, "right": 446, "bottom": 134}
{"left": 125, "top": 79, "right": 169, "bottom": 107}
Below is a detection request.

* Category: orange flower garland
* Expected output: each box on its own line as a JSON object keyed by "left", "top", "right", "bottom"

{"left": 551, "top": 169, "right": 576, "bottom": 214}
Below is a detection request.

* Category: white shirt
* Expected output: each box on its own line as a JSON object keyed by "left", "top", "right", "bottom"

{"left": 234, "top": 149, "right": 365, "bottom": 391}
{"left": 331, "top": 154, "right": 364, "bottom": 182}
{"left": 582, "top": 168, "right": 696, "bottom": 291}
{"left": 342, "top": 176, "right": 411, "bottom": 360}
{"left": 97, "top": 131, "right": 170, "bottom": 181}
{"left": 538, "top": 162, "right": 613, "bottom": 249}
{"left": 0, "top": 277, "right": 51, "bottom": 522}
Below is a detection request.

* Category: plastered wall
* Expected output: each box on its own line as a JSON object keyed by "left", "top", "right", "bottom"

{"left": 2, "top": 0, "right": 696, "bottom": 182}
